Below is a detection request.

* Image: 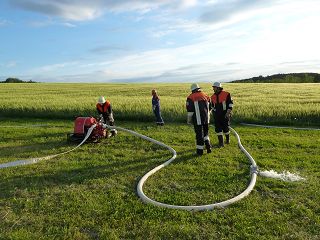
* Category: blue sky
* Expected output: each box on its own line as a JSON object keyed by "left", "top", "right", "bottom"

{"left": 0, "top": 0, "right": 319, "bottom": 83}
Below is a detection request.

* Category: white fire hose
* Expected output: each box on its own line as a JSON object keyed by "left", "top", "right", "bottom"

{"left": 106, "top": 125, "right": 258, "bottom": 211}
{"left": 0, "top": 123, "right": 257, "bottom": 210}
{"left": 0, "top": 125, "right": 96, "bottom": 169}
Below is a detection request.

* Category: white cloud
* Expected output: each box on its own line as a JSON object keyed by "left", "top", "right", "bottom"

{"left": 0, "top": 61, "right": 17, "bottom": 68}
{"left": 0, "top": 19, "right": 11, "bottom": 26}
{"left": 31, "top": 61, "right": 79, "bottom": 73}
{"left": 9, "top": 0, "right": 199, "bottom": 21}
{"left": 6, "top": 0, "right": 320, "bottom": 82}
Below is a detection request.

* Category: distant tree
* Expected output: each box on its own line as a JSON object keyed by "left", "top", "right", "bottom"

{"left": 1, "top": 78, "right": 37, "bottom": 83}
{"left": 231, "top": 73, "right": 320, "bottom": 83}
{"left": 4, "top": 77, "right": 24, "bottom": 83}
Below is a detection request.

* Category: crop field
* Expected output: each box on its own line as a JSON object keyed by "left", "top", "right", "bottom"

{"left": 0, "top": 83, "right": 319, "bottom": 125}
{"left": 0, "top": 83, "right": 319, "bottom": 239}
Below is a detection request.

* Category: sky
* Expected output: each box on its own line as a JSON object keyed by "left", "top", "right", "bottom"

{"left": 0, "top": 0, "right": 319, "bottom": 83}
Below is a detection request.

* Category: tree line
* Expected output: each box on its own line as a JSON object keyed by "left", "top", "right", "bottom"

{"left": 231, "top": 73, "right": 320, "bottom": 83}
{"left": 0, "top": 78, "right": 37, "bottom": 83}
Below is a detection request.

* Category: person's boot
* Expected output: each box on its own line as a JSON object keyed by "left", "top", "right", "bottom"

{"left": 225, "top": 134, "right": 230, "bottom": 144}
{"left": 196, "top": 149, "right": 203, "bottom": 156}
{"left": 205, "top": 140, "right": 212, "bottom": 153}
{"left": 218, "top": 135, "right": 224, "bottom": 147}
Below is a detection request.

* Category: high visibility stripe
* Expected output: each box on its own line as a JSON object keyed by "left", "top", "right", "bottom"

{"left": 229, "top": 103, "right": 233, "bottom": 108}
{"left": 204, "top": 135, "right": 210, "bottom": 141}
{"left": 206, "top": 101, "right": 210, "bottom": 123}
{"left": 224, "top": 131, "right": 230, "bottom": 135}
{"left": 216, "top": 132, "right": 223, "bottom": 136}
{"left": 194, "top": 101, "right": 201, "bottom": 125}
{"left": 222, "top": 101, "right": 226, "bottom": 111}
{"left": 196, "top": 145, "right": 204, "bottom": 149}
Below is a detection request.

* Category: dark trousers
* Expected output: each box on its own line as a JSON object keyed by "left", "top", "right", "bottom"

{"left": 214, "top": 115, "right": 230, "bottom": 134}
{"left": 153, "top": 106, "right": 164, "bottom": 124}
{"left": 193, "top": 124, "right": 210, "bottom": 149}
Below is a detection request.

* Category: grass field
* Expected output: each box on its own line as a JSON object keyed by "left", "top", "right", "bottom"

{"left": 0, "top": 83, "right": 319, "bottom": 126}
{"left": 0, "top": 83, "right": 320, "bottom": 239}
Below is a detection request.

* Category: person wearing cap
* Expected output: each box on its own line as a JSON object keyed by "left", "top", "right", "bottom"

{"left": 96, "top": 96, "right": 117, "bottom": 136}
{"left": 210, "top": 82, "right": 233, "bottom": 147}
{"left": 151, "top": 89, "right": 164, "bottom": 126}
{"left": 186, "top": 83, "right": 212, "bottom": 155}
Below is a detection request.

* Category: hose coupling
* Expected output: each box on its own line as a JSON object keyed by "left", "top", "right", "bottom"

{"left": 250, "top": 165, "right": 259, "bottom": 174}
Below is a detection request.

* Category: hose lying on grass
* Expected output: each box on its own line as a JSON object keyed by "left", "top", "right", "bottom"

{"left": 0, "top": 123, "right": 309, "bottom": 210}
{"left": 106, "top": 125, "right": 258, "bottom": 211}
{"left": 0, "top": 123, "right": 258, "bottom": 210}
{"left": 0, "top": 125, "right": 96, "bottom": 169}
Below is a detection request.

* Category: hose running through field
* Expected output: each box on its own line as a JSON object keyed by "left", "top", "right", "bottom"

{"left": 108, "top": 125, "right": 258, "bottom": 211}
{"left": 0, "top": 125, "right": 96, "bottom": 169}
{"left": 1, "top": 123, "right": 258, "bottom": 210}
{"left": 1, "top": 122, "right": 311, "bottom": 210}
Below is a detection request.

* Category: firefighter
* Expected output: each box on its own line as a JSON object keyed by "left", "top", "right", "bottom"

{"left": 96, "top": 96, "right": 117, "bottom": 136}
{"left": 210, "top": 82, "right": 233, "bottom": 147}
{"left": 151, "top": 89, "right": 164, "bottom": 126}
{"left": 186, "top": 83, "right": 212, "bottom": 156}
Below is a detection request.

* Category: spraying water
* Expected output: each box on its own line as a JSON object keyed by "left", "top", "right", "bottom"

{"left": 259, "top": 170, "right": 305, "bottom": 182}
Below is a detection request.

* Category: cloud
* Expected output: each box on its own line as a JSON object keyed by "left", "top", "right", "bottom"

{"left": 0, "top": 61, "right": 17, "bottom": 68}
{"left": 199, "top": 0, "right": 270, "bottom": 23}
{"left": 8, "top": 0, "right": 198, "bottom": 21}
{"left": 32, "top": 61, "right": 79, "bottom": 72}
{"left": 89, "top": 45, "right": 131, "bottom": 55}
{"left": 0, "top": 19, "right": 11, "bottom": 26}
{"left": 9, "top": 0, "right": 102, "bottom": 21}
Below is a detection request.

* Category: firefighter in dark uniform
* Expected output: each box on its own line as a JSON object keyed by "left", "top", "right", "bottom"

{"left": 210, "top": 82, "right": 233, "bottom": 147}
{"left": 96, "top": 96, "right": 117, "bottom": 136}
{"left": 186, "top": 83, "right": 212, "bottom": 155}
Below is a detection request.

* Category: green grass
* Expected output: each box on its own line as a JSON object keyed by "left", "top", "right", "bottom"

{"left": 0, "top": 118, "right": 319, "bottom": 239}
{"left": 1, "top": 83, "right": 320, "bottom": 126}
{"left": 0, "top": 83, "right": 319, "bottom": 239}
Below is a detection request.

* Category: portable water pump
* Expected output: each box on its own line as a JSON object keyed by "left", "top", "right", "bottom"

{"left": 68, "top": 117, "right": 109, "bottom": 143}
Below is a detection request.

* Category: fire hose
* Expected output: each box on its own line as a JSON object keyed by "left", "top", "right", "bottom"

{"left": 106, "top": 125, "right": 258, "bottom": 210}
{"left": 0, "top": 125, "right": 96, "bottom": 169}
{"left": 0, "top": 123, "right": 257, "bottom": 210}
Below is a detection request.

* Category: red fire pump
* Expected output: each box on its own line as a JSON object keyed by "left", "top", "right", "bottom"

{"left": 68, "top": 117, "right": 109, "bottom": 143}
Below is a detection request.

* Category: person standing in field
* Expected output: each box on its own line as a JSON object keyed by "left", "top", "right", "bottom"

{"left": 210, "top": 82, "right": 233, "bottom": 147}
{"left": 151, "top": 89, "right": 164, "bottom": 126}
{"left": 186, "top": 83, "right": 212, "bottom": 156}
{"left": 96, "top": 96, "right": 117, "bottom": 136}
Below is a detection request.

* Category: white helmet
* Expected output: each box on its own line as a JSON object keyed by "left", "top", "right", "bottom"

{"left": 190, "top": 83, "right": 200, "bottom": 91}
{"left": 212, "top": 82, "right": 222, "bottom": 88}
{"left": 98, "top": 96, "right": 106, "bottom": 104}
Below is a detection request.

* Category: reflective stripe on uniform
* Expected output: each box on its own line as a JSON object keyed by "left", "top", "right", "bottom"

{"left": 222, "top": 101, "right": 226, "bottom": 111}
{"left": 196, "top": 145, "right": 204, "bottom": 149}
{"left": 216, "top": 132, "right": 223, "bottom": 136}
{"left": 194, "top": 101, "right": 201, "bottom": 125}
{"left": 204, "top": 135, "right": 210, "bottom": 141}
{"left": 206, "top": 101, "right": 210, "bottom": 123}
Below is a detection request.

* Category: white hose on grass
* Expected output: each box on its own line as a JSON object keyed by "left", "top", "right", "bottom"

{"left": 240, "top": 123, "right": 309, "bottom": 181}
{"left": 107, "top": 125, "right": 258, "bottom": 211}
{"left": 0, "top": 125, "right": 96, "bottom": 169}
{"left": 1, "top": 122, "right": 258, "bottom": 210}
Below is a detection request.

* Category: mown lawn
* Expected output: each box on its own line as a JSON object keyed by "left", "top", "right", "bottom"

{"left": 0, "top": 118, "right": 319, "bottom": 239}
